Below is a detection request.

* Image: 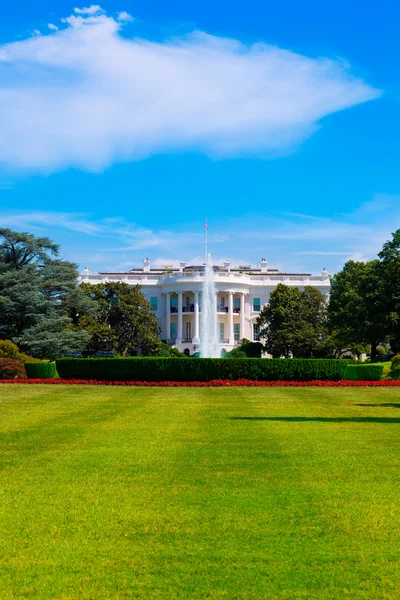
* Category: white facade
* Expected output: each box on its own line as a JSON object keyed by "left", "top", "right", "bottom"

{"left": 79, "top": 258, "right": 330, "bottom": 353}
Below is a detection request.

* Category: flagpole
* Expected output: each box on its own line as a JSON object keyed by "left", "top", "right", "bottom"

{"left": 205, "top": 218, "right": 208, "bottom": 260}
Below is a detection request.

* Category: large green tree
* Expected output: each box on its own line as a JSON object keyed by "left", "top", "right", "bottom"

{"left": 0, "top": 228, "right": 58, "bottom": 269}
{"left": 378, "top": 229, "right": 400, "bottom": 353}
{"left": 257, "top": 284, "right": 328, "bottom": 358}
{"left": 0, "top": 229, "right": 92, "bottom": 359}
{"left": 79, "top": 282, "right": 161, "bottom": 355}
{"left": 328, "top": 259, "right": 386, "bottom": 360}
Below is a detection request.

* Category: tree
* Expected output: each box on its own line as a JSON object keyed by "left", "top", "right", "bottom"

{"left": 80, "top": 282, "right": 161, "bottom": 355}
{"left": 0, "top": 228, "right": 58, "bottom": 270}
{"left": 378, "top": 229, "right": 400, "bottom": 353}
{"left": 328, "top": 260, "right": 386, "bottom": 360}
{"left": 0, "top": 229, "right": 94, "bottom": 359}
{"left": 292, "top": 287, "right": 329, "bottom": 358}
{"left": 257, "top": 284, "right": 328, "bottom": 358}
{"left": 16, "top": 316, "right": 90, "bottom": 361}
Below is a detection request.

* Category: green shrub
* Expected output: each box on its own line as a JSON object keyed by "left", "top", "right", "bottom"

{"left": 56, "top": 358, "right": 349, "bottom": 382}
{"left": 0, "top": 358, "right": 26, "bottom": 379}
{"left": 391, "top": 355, "right": 400, "bottom": 369}
{"left": 343, "top": 365, "right": 384, "bottom": 381}
{"left": 390, "top": 355, "right": 400, "bottom": 380}
{"left": 25, "top": 362, "right": 58, "bottom": 379}
{"left": 226, "top": 341, "right": 263, "bottom": 359}
{"left": 0, "top": 340, "right": 38, "bottom": 363}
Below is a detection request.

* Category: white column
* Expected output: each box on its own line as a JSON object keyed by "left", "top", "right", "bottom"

{"left": 240, "top": 292, "right": 245, "bottom": 341}
{"left": 176, "top": 291, "right": 183, "bottom": 343}
{"left": 228, "top": 291, "right": 234, "bottom": 345}
{"left": 193, "top": 291, "right": 200, "bottom": 343}
{"left": 166, "top": 292, "right": 171, "bottom": 341}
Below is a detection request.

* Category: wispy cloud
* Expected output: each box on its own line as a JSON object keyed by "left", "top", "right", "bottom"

{"left": 1, "top": 192, "right": 398, "bottom": 273}
{"left": 117, "top": 11, "right": 134, "bottom": 23}
{"left": 0, "top": 6, "right": 380, "bottom": 173}
{"left": 0, "top": 210, "right": 228, "bottom": 251}
{"left": 0, "top": 211, "right": 103, "bottom": 235}
{"left": 73, "top": 5, "right": 104, "bottom": 16}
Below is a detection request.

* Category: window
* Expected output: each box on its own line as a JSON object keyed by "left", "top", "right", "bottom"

{"left": 170, "top": 322, "right": 177, "bottom": 340}
{"left": 253, "top": 297, "right": 261, "bottom": 312}
{"left": 234, "top": 323, "right": 240, "bottom": 341}
{"left": 170, "top": 296, "right": 177, "bottom": 312}
{"left": 219, "top": 322, "right": 225, "bottom": 342}
{"left": 234, "top": 297, "right": 240, "bottom": 310}
{"left": 185, "top": 322, "right": 191, "bottom": 340}
{"left": 253, "top": 324, "right": 260, "bottom": 341}
{"left": 150, "top": 297, "right": 158, "bottom": 312}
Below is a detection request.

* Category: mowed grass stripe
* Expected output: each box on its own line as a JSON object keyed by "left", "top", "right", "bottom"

{"left": 0, "top": 386, "right": 399, "bottom": 598}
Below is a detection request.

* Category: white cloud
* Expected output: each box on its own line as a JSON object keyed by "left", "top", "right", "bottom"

{"left": 0, "top": 211, "right": 103, "bottom": 235}
{"left": 74, "top": 5, "right": 104, "bottom": 15}
{"left": 117, "top": 11, "right": 134, "bottom": 23}
{"left": 32, "top": 30, "right": 41, "bottom": 36}
{"left": 0, "top": 211, "right": 228, "bottom": 249}
{"left": 0, "top": 8, "right": 380, "bottom": 174}
{"left": 1, "top": 195, "right": 398, "bottom": 273}
{"left": 357, "top": 193, "right": 400, "bottom": 214}
{"left": 48, "top": 24, "right": 59, "bottom": 31}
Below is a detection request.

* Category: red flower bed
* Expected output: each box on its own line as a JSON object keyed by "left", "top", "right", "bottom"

{"left": 1, "top": 378, "right": 400, "bottom": 387}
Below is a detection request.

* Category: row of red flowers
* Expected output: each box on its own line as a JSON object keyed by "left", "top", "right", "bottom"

{"left": 1, "top": 378, "right": 399, "bottom": 387}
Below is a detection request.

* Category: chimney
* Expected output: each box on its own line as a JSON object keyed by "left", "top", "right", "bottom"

{"left": 82, "top": 267, "right": 90, "bottom": 280}
{"left": 223, "top": 259, "right": 231, "bottom": 272}
{"left": 321, "top": 267, "right": 328, "bottom": 278}
{"left": 260, "top": 258, "right": 268, "bottom": 272}
{"left": 143, "top": 258, "right": 150, "bottom": 272}
{"left": 179, "top": 261, "right": 187, "bottom": 272}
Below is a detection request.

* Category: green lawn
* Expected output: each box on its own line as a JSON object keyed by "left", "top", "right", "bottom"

{"left": 1, "top": 385, "right": 400, "bottom": 599}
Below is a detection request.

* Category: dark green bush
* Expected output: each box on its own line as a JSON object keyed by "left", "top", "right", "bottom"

{"left": 25, "top": 362, "right": 58, "bottom": 379}
{"left": 56, "top": 358, "right": 349, "bottom": 382}
{"left": 226, "top": 341, "right": 263, "bottom": 359}
{"left": 343, "top": 364, "right": 384, "bottom": 381}
{"left": 391, "top": 355, "right": 400, "bottom": 369}
{"left": 390, "top": 355, "right": 400, "bottom": 380}
{"left": 0, "top": 358, "right": 26, "bottom": 379}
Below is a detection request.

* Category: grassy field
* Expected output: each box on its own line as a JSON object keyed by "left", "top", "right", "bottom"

{"left": 1, "top": 385, "right": 400, "bottom": 599}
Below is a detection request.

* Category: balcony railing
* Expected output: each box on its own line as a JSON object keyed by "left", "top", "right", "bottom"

{"left": 217, "top": 305, "right": 228, "bottom": 312}
{"left": 170, "top": 306, "right": 201, "bottom": 313}
{"left": 182, "top": 338, "right": 192, "bottom": 343}
{"left": 182, "top": 305, "right": 194, "bottom": 312}
{"left": 217, "top": 306, "right": 241, "bottom": 313}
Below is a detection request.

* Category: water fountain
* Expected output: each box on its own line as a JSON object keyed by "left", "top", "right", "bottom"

{"left": 200, "top": 252, "right": 219, "bottom": 358}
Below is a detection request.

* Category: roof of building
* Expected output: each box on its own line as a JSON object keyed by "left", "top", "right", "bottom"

{"left": 94, "top": 258, "right": 324, "bottom": 278}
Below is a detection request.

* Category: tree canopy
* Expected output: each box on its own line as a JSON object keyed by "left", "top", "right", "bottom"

{"left": 79, "top": 282, "right": 161, "bottom": 355}
{"left": 0, "top": 228, "right": 59, "bottom": 270}
{"left": 0, "top": 229, "right": 92, "bottom": 359}
{"left": 378, "top": 229, "right": 400, "bottom": 353}
{"left": 257, "top": 284, "right": 328, "bottom": 358}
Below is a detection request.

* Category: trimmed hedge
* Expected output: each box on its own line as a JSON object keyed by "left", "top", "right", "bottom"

{"left": 25, "top": 362, "right": 58, "bottom": 379}
{"left": 56, "top": 358, "right": 349, "bottom": 382}
{"left": 343, "top": 364, "right": 384, "bottom": 381}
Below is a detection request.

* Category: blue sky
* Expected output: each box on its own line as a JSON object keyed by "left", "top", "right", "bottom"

{"left": 0, "top": 1, "right": 398, "bottom": 274}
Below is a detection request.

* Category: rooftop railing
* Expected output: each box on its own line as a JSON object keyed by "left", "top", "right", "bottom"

{"left": 80, "top": 272, "right": 330, "bottom": 285}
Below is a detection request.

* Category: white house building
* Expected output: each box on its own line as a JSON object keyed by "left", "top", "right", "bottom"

{"left": 79, "top": 258, "right": 330, "bottom": 354}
